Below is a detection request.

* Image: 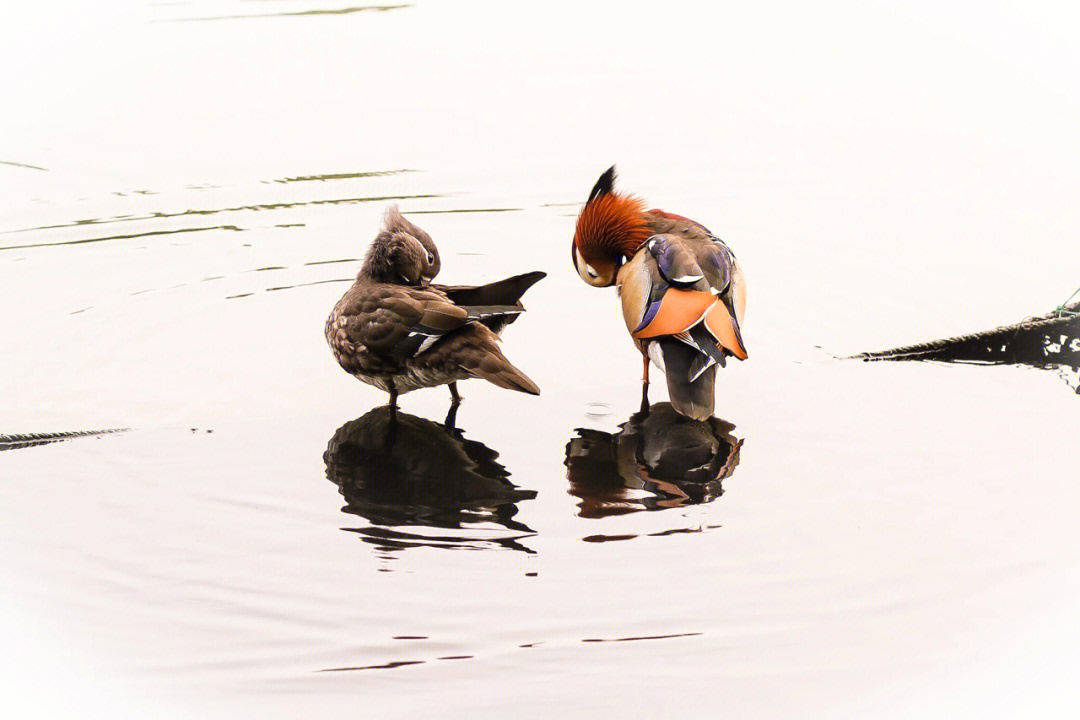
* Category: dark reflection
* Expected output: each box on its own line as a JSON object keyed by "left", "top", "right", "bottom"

{"left": 565, "top": 403, "right": 742, "bottom": 518}
{"left": 855, "top": 305, "right": 1080, "bottom": 393}
{"left": 1, "top": 429, "right": 126, "bottom": 452}
{"left": 324, "top": 407, "right": 536, "bottom": 554}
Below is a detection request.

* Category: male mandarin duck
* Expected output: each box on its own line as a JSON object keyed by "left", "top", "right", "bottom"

{"left": 327, "top": 205, "right": 544, "bottom": 410}
{"left": 571, "top": 167, "right": 747, "bottom": 420}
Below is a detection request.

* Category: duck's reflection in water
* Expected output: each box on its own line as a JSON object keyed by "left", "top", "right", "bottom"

{"left": 565, "top": 403, "right": 742, "bottom": 519}
{"left": 324, "top": 407, "right": 536, "bottom": 554}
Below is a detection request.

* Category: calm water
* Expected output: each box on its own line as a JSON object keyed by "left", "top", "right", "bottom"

{"left": 3, "top": 2, "right": 1080, "bottom": 717}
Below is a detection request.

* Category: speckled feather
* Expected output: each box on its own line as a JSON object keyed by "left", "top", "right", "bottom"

{"left": 326, "top": 208, "right": 543, "bottom": 397}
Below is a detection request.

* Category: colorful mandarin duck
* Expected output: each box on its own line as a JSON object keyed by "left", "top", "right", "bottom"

{"left": 327, "top": 206, "right": 544, "bottom": 410}
{"left": 571, "top": 167, "right": 747, "bottom": 420}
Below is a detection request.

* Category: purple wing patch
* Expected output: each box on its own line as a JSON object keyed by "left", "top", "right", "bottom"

{"left": 633, "top": 299, "right": 664, "bottom": 334}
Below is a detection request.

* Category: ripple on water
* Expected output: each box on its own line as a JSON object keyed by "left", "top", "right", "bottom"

{"left": 583, "top": 402, "right": 611, "bottom": 419}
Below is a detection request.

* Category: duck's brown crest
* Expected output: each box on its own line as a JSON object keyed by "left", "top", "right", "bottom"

{"left": 573, "top": 192, "right": 651, "bottom": 260}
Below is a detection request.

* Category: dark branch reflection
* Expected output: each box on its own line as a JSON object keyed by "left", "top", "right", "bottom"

{"left": 566, "top": 403, "right": 742, "bottom": 519}
{"left": 324, "top": 407, "right": 536, "bottom": 554}
{"left": 855, "top": 309, "right": 1080, "bottom": 393}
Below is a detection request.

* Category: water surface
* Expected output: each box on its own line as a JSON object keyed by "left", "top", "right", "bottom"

{"left": 3, "top": 2, "right": 1080, "bottom": 717}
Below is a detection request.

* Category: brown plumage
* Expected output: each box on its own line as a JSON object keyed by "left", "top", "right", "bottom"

{"left": 327, "top": 206, "right": 544, "bottom": 408}
{"left": 571, "top": 167, "right": 747, "bottom": 420}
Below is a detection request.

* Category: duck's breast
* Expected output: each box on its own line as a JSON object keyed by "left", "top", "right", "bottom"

{"left": 617, "top": 251, "right": 653, "bottom": 336}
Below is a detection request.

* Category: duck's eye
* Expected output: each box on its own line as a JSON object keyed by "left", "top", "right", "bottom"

{"left": 586, "top": 264, "right": 598, "bottom": 279}
{"left": 426, "top": 251, "right": 434, "bottom": 264}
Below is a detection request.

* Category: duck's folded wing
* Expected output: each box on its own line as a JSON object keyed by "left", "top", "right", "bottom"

{"left": 390, "top": 299, "right": 476, "bottom": 360}
{"left": 632, "top": 288, "right": 715, "bottom": 339}
{"left": 646, "top": 234, "right": 705, "bottom": 286}
{"left": 694, "top": 241, "right": 734, "bottom": 297}
{"left": 339, "top": 288, "right": 474, "bottom": 361}
{"left": 435, "top": 272, "right": 545, "bottom": 335}
{"left": 624, "top": 241, "right": 747, "bottom": 361}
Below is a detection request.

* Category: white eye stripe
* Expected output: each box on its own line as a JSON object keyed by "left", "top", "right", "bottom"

{"left": 575, "top": 248, "right": 602, "bottom": 283}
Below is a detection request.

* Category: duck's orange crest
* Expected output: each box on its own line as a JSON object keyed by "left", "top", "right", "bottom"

{"left": 573, "top": 193, "right": 651, "bottom": 260}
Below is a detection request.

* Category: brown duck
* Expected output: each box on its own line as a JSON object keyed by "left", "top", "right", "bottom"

{"left": 571, "top": 167, "right": 747, "bottom": 420}
{"left": 327, "top": 206, "right": 544, "bottom": 409}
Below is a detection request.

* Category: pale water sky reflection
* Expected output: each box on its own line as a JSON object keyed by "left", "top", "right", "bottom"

{"left": 3, "top": 1, "right": 1080, "bottom": 718}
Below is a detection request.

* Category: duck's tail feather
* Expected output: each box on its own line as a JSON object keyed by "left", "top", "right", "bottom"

{"left": 685, "top": 323, "right": 728, "bottom": 381}
{"left": 443, "top": 272, "right": 546, "bottom": 334}
{"left": 440, "top": 271, "right": 546, "bottom": 307}
{"left": 474, "top": 355, "right": 541, "bottom": 395}
{"left": 458, "top": 304, "right": 524, "bottom": 335}
{"left": 463, "top": 305, "right": 524, "bottom": 321}
{"left": 462, "top": 336, "right": 540, "bottom": 395}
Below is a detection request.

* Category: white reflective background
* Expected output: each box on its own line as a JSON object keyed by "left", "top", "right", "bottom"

{"left": 3, "top": 2, "right": 1080, "bottom": 717}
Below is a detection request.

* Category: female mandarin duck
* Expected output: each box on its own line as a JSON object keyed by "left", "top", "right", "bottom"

{"left": 327, "top": 205, "right": 544, "bottom": 411}
{"left": 571, "top": 167, "right": 747, "bottom": 420}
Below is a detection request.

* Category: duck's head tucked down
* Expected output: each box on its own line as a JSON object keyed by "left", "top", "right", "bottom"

{"left": 572, "top": 166, "right": 651, "bottom": 287}
{"left": 360, "top": 205, "right": 441, "bottom": 286}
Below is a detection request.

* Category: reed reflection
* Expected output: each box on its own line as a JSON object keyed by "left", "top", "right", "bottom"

{"left": 565, "top": 403, "right": 742, "bottom": 519}
{"left": 324, "top": 407, "right": 536, "bottom": 554}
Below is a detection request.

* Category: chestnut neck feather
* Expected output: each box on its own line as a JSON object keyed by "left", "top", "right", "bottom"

{"left": 575, "top": 193, "right": 651, "bottom": 259}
